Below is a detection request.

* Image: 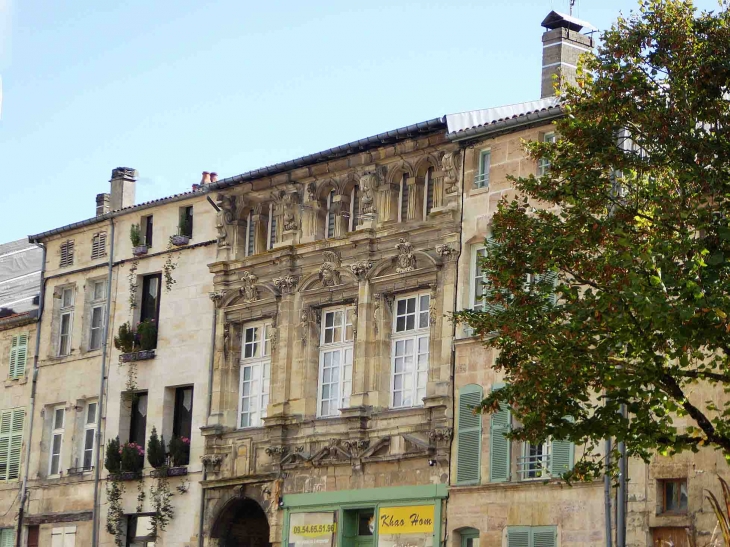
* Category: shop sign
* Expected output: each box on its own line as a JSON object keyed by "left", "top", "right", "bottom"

{"left": 289, "top": 512, "right": 337, "bottom": 547}
{"left": 377, "top": 505, "right": 435, "bottom": 547}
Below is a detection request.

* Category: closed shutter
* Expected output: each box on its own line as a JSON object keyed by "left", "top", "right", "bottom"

{"left": 0, "top": 529, "right": 14, "bottom": 547}
{"left": 550, "top": 437, "right": 574, "bottom": 477}
{"left": 532, "top": 527, "right": 557, "bottom": 547}
{"left": 51, "top": 528, "right": 63, "bottom": 547}
{"left": 8, "top": 409, "right": 24, "bottom": 480}
{"left": 9, "top": 334, "right": 28, "bottom": 378}
{"left": 489, "top": 384, "right": 511, "bottom": 483}
{"left": 507, "top": 527, "right": 530, "bottom": 547}
{"left": 91, "top": 232, "right": 106, "bottom": 259}
{"left": 59, "top": 241, "right": 74, "bottom": 267}
{"left": 456, "top": 384, "right": 483, "bottom": 484}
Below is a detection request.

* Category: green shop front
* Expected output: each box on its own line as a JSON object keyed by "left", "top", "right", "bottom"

{"left": 282, "top": 485, "right": 447, "bottom": 547}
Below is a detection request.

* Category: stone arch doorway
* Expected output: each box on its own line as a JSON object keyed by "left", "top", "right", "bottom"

{"left": 211, "top": 497, "right": 271, "bottom": 547}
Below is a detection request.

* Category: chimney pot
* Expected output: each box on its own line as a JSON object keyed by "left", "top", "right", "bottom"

{"left": 210, "top": 172, "right": 218, "bottom": 183}
{"left": 109, "top": 167, "right": 137, "bottom": 211}
{"left": 201, "top": 171, "right": 211, "bottom": 184}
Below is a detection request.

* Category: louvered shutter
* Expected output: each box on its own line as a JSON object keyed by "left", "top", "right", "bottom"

{"left": 9, "top": 334, "right": 28, "bottom": 378}
{"left": 507, "top": 527, "right": 530, "bottom": 547}
{"left": 0, "top": 529, "right": 14, "bottom": 547}
{"left": 0, "top": 411, "right": 12, "bottom": 480}
{"left": 8, "top": 409, "right": 24, "bottom": 480}
{"left": 550, "top": 437, "right": 574, "bottom": 478}
{"left": 59, "top": 241, "right": 74, "bottom": 267}
{"left": 456, "top": 384, "right": 483, "bottom": 484}
{"left": 489, "top": 384, "right": 511, "bottom": 483}
{"left": 91, "top": 233, "right": 106, "bottom": 259}
{"left": 532, "top": 527, "right": 557, "bottom": 547}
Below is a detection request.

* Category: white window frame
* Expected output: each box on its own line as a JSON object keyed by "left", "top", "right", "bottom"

{"left": 238, "top": 322, "right": 272, "bottom": 428}
{"left": 82, "top": 401, "right": 97, "bottom": 471}
{"left": 519, "top": 440, "right": 551, "bottom": 481}
{"left": 48, "top": 406, "right": 65, "bottom": 476}
{"left": 317, "top": 306, "right": 354, "bottom": 417}
{"left": 58, "top": 288, "right": 74, "bottom": 357}
{"left": 390, "top": 293, "right": 430, "bottom": 409}
{"left": 470, "top": 245, "right": 488, "bottom": 310}
{"left": 88, "top": 280, "right": 106, "bottom": 351}
{"left": 475, "top": 149, "right": 491, "bottom": 189}
{"left": 537, "top": 132, "right": 556, "bottom": 177}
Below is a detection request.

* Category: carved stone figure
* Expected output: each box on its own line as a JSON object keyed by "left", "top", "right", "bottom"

{"left": 282, "top": 191, "right": 299, "bottom": 231}
{"left": 435, "top": 244, "right": 457, "bottom": 261}
{"left": 319, "top": 250, "right": 342, "bottom": 287}
{"left": 395, "top": 238, "right": 417, "bottom": 273}
{"left": 350, "top": 261, "right": 373, "bottom": 282}
{"left": 442, "top": 151, "right": 461, "bottom": 194}
{"left": 209, "top": 291, "right": 225, "bottom": 307}
{"left": 223, "top": 323, "right": 231, "bottom": 359}
{"left": 215, "top": 194, "right": 238, "bottom": 247}
{"left": 239, "top": 271, "right": 259, "bottom": 302}
{"left": 305, "top": 182, "right": 317, "bottom": 203}
{"left": 273, "top": 275, "right": 298, "bottom": 295}
{"left": 359, "top": 172, "right": 379, "bottom": 215}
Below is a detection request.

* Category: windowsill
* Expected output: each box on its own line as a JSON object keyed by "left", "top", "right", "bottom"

{"left": 4, "top": 376, "right": 28, "bottom": 388}
{"left": 468, "top": 186, "right": 491, "bottom": 197}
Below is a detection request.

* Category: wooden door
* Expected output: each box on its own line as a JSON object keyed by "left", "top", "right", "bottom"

{"left": 26, "top": 525, "right": 39, "bottom": 547}
{"left": 652, "top": 527, "right": 690, "bottom": 547}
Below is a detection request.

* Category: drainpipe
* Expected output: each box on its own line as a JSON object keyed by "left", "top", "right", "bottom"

{"left": 15, "top": 243, "right": 47, "bottom": 547}
{"left": 616, "top": 404, "right": 627, "bottom": 547}
{"left": 604, "top": 436, "right": 612, "bottom": 547}
{"left": 198, "top": 298, "right": 218, "bottom": 547}
{"left": 92, "top": 219, "right": 115, "bottom": 546}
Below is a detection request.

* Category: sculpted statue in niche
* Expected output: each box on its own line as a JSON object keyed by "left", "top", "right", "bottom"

{"left": 441, "top": 151, "right": 461, "bottom": 194}
{"left": 282, "top": 190, "right": 299, "bottom": 231}
{"left": 239, "top": 271, "right": 259, "bottom": 302}
{"left": 215, "top": 194, "right": 238, "bottom": 247}
{"left": 395, "top": 238, "right": 417, "bottom": 273}
{"left": 319, "top": 250, "right": 342, "bottom": 287}
{"left": 359, "top": 172, "right": 379, "bottom": 215}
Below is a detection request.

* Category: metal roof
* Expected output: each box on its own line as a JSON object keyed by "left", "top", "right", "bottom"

{"left": 541, "top": 11, "right": 597, "bottom": 32}
{"left": 445, "top": 97, "right": 562, "bottom": 140}
{"left": 28, "top": 117, "right": 446, "bottom": 242}
{"left": 0, "top": 239, "right": 42, "bottom": 317}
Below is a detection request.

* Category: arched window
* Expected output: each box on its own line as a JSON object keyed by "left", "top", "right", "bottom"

{"left": 326, "top": 190, "right": 337, "bottom": 238}
{"left": 349, "top": 186, "right": 360, "bottom": 231}
{"left": 399, "top": 174, "right": 409, "bottom": 222}
{"left": 423, "top": 166, "right": 435, "bottom": 217}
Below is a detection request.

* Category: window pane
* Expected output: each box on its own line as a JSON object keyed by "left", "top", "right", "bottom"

{"left": 54, "top": 409, "right": 64, "bottom": 429}
{"left": 396, "top": 317, "right": 405, "bottom": 332}
{"left": 419, "top": 310, "right": 429, "bottom": 329}
{"left": 406, "top": 315, "right": 415, "bottom": 331}
{"left": 86, "top": 403, "right": 97, "bottom": 424}
{"left": 407, "top": 298, "right": 416, "bottom": 314}
{"left": 397, "top": 300, "right": 406, "bottom": 316}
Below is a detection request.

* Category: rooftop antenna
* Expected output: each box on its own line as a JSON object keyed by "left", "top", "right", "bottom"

{"left": 569, "top": 0, "right": 576, "bottom": 16}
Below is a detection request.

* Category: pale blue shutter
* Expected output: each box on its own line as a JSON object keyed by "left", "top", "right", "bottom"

{"left": 8, "top": 409, "right": 24, "bottom": 480}
{"left": 9, "top": 334, "right": 28, "bottom": 378}
{"left": 550, "top": 437, "right": 574, "bottom": 477}
{"left": 0, "top": 411, "right": 11, "bottom": 480}
{"left": 507, "top": 527, "right": 530, "bottom": 547}
{"left": 456, "top": 385, "right": 483, "bottom": 485}
{"left": 0, "top": 529, "right": 14, "bottom": 547}
{"left": 489, "top": 383, "right": 511, "bottom": 482}
{"left": 532, "top": 527, "right": 557, "bottom": 547}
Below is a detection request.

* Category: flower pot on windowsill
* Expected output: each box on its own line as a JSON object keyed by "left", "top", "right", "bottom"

{"left": 119, "top": 349, "right": 156, "bottom": 363}
{"left": 151, "top": 466, "right": 188, "bottom": 478}
{"left": 133, "top": 245, "right": 148, "bottom": 256}
{"left": 108, "top": 471, "right": 143, "bottom": 481}
{"left": 171, "top": 235, "right": 190, "bottom": 246}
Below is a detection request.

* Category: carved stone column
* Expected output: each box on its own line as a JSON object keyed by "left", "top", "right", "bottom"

{"left": 251, "top": 210, "right": 269, "bottom": 255}
{"left": 349, "top": 261, "right": 373, "bottom": 408}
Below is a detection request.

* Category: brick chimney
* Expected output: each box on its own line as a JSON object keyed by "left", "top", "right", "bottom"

{"left": 96, "top": 193, "right": 110, "bottom": 216}
{"left": 210, "top": 172, "right": 218, "bottom": 183}
{"left": 540, "top": 11, "right": 594, "bottom": 98}
{"left": 109, "top": 167, "right": 137, "bottom": 211}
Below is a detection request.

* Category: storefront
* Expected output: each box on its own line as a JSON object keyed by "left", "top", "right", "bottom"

{"left": 282, "top": 485, "right": 447, "bottom": 547}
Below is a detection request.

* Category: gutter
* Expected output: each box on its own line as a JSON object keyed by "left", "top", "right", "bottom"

{"left": 27, "top": 118, "right": 446, "bottom": 242}
{"left": 15, "top": 243, "right": 46, "bottom": 547}
{"left": 446, "top": 107, "right": 564, "bottom": 143}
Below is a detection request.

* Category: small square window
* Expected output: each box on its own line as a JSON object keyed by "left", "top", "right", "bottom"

{"left": 660, "top": 479, "right": 688, "bottom": 513}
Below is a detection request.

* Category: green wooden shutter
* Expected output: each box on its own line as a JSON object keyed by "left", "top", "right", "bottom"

{"left": 507, "top": 527, "right": 530, "bottom": 547}
{"left": 532, "top": 527, "right": 557, "bottom": 547}
{"left": 0, "top": 411, "right": 11, "bottom": 481}
{"left": 0, "top": 529, "right": 15, "bottom": 547}
{"left": 8, "top": 409, "right": 24, "bottom": 480}
{"left": 550, "top": 437, "right": 574, "bottom": 478}
{"left": 9, "top": 334, "right": 28, "bottom": 379}
{"left": 489, "top": 384, "right": 511, "bottom": 482}
{"left": 456, "top": 384, "right": 483, "bottom": 484}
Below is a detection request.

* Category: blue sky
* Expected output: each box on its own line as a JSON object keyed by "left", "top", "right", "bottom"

{"left": 0, "top": 0, "right": 721, "bottom": 241}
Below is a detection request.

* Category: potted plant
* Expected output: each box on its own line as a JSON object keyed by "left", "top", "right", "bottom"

{"left": 136, "top": 319, "right": 158, "bottom": 353}
{"left": 119, "top": 442, "right": 145, "bottom": 479}
{"left": 168, "top": 435, "right": 190, "bottom": 467}
{"left": 114, "top": 322, "right": 135, "bottom": 354}
{"left": 147, "top": 427, "right": 167, "bottom": 474}
{"left": 116, "top": 321, "right": 157, "bottom": 362}
{"left": 130, "top": 224, "right": 148, "bottom": 256}
{"left": 105, "top": 437, "right": 122, "bottom": 475}
{"left": 171, "top": 219, "right": 191, "bottom": 246}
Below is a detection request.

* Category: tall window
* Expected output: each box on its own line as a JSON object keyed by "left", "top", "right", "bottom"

{"left": 660, "top": 479, "right": 688, "bottom": 513}
{"left": 318, "top": 307, "right": 354, "bottom": 417}
{"left": 58, "top": 287, "right": 74, "bottom": 357}
{"left": 48, "top": 406, "right": 65, "bottom": 476}
{"left": 179, "top": 206, "right": 194, "bottom": 238}
{"left": 518, "top": 441, "right": 550, "bottom": 480}
{"left": 470, "top": 246, "right": 488, "bottom": 311}
{"left": 349, "top": 186, "right": 360, "bottom": 231}
{"left": 326, "top": 190, "right": 337, "bottom": 239}
{"left": 140, "top": 274, "right": 161, "bottom": 325}
{"left": 475, "top": 150, "right": 491, "bottom": 189}
{"left": 0, "top": 408, "right": 24, "bottom": 481}
{"left": 456, "top": 385, "right": 483, "bottom": 485}
{"left": 391, "top": 293, "right": 430, "bottom": 408}
{"left": 82, "top": 402, "right": 97, "bottom": 471}
{"left": 91, "top": 232, "right": 107, "bottom": 260}
{"left": 423, "top": 167, "right": 435, "bottom": 217}
{"left": 59, "top": 240, "right": 74, "bottom": 268}
{"left": 129, "top": 393, "right": 148, "bottom": 449}
{"left": 239, "top": 323, "right": 271, "bottom": 428}
{"left": 8, "top": 333, "right": 28, "bottom": 379}
{"left": 267, "top": 203, "right": 277, "bottom": 250}
{"left": 399, "top": 174, "right": 409, "bottom": 222}
{"left": 246, "top": 211, "right": 255, "bottom": 256}
{"left": 88, "top": 280, "right": 106, "bottom": 351}
{"left": 173, "top": 387, "right": 193, "bottom": 465}
{"left": 141, "top": 215, "right": 154, "bottom": 248}
{"left": 537, "top": 132, "right": 556, "bottom": 177}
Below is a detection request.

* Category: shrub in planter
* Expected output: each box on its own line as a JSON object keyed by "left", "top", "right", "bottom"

{"left": 136, "top": 319, "right": 158, "bottom": 351}
{"left": 114, "top": 323, "right": 135, "bottom": 354}
{"left": 105, "top": 437, "right": 122, "bottom": 474}
{"left": 130, "top": 224, "right": 142, "bottom": 247}
{"left": 147, "top": 427, "right": 167, "bottom": 469}
{"left": 120, "top": 442, "right": 145, "bottom": 473}
{"left": 169, "top": 435, "right": 190, "bottom": 467}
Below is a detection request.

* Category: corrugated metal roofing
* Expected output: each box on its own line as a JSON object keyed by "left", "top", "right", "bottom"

{"left": 445, "top": 97, "right": 562, "bottom": 136}
{"left": 0, "top": 239, "right": 42, "bottom": 317}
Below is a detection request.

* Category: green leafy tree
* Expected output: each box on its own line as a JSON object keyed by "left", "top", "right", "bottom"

{"left": 457, "top": 0, "right": 730, "bottom": 479}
